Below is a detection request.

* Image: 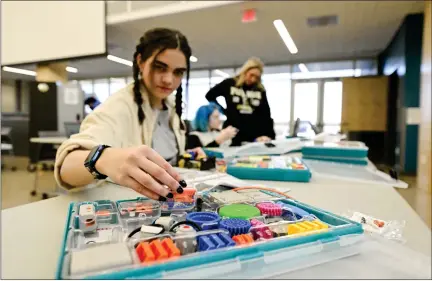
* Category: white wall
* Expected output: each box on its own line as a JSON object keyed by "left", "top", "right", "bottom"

{"left": 1, "top": 79, "right": 30, "bottom": 113}
{"left": 1, "top": 80, "right": 16, "bottom": 112}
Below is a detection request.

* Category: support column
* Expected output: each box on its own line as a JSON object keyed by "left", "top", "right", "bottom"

{"left": 418, "top": 1, "right": 431, "bottom": 193}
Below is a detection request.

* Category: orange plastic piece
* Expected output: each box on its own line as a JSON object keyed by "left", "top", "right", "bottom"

{"left": 161, "top": 238, "right": 181, "bottom": 257}
{"left": 232, "top": 234, "right": 254, "bottom": 245}
{"left": 149, "top": 239, "right": 169, "bottom": 261}
{"left": 136, "top": 242, "right": 156, "bottom": 263}
{"left": 96, "top": 210, "right": 111, "bottom": 217}
{"left": 137, "top": 238, "right": 181, "bottom": 265}
{"left": 172, "top": 187, "right": 196, "bottom": 203}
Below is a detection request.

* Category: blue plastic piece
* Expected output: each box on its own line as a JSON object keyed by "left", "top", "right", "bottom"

{"left": 218, "top": 232, "right": 236, "bottom": 247}
{"left": 277, "top": 202, "right": 310, "bottom": 218}
{"left": 208, "top": 234, "right": 225, "bottom": 249}
{"left": 219, "top": 218, "right": 251, "bottom": 236}
{"left": 198, "top": 233, "right": 236, "bottom": 252}
{"left": 198, "top": 236, "right": 216, "bottom": 251}
{"left": 186, "top": 212, "right": 221, "bottom": 230}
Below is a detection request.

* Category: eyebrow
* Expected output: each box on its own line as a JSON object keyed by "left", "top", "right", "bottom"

{"left": 153, "top": 59, "right": 186, "bottom": 72}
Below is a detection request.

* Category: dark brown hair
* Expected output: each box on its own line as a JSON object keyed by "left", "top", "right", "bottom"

{"left": 132, "top": 28, "right": 192, "bottom": 129}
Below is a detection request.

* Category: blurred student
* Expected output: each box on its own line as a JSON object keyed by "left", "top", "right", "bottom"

{"left": 205, "top": 57, "right": 275, "bottom": 146}
{"left": 187, "top": 102, "right": 238, "bottom": 149}
{"left": 54, "top": 28, "right": 204, "bottom": 201}
{"left": 84, "top": 97, "right": 101, "bottom": 111}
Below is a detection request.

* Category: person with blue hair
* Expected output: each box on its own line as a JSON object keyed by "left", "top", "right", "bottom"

{"left": 186, "top": 102, "right": 238, "bottom": 149}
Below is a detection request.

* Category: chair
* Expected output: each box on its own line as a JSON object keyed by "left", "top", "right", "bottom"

{"left": 1, "top": 127, "right": 17, "bottom": 171}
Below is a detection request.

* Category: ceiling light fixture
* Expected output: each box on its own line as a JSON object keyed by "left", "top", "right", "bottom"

{"left": 190, "top": 55, "right": 198, "bottom": 62}
{"left": 298, "top": 63, "right": 309, "bottom": 72}
{"left": 2, "top": 66, "right": 36, "bottom": 76}
{"left": 65, "top": 66, "right": 78, "bottom": 73}
{"left": 214, "top": 69, "right": 230, "bottom": 78}
{"left": 273, "top": 19, "right": 298, "bottom": 54}
{"left": 107, "top": 55, "right": 133, "bottom": 67}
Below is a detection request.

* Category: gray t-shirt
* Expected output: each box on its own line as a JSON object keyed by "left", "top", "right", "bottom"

{"left": 151, "top": 108, "right": 178, "bottom": 165}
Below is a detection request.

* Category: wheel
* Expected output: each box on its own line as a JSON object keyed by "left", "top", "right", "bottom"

{"left": 50, "top": 164, "right": 55, "bottom": 171}
{"left": 11, "top": 166, "right": 17, "bottom": 171}
{"left": 30, "top": 190, "right": 37, "bottom": 196}
{"left": 42, "top": 193, "right": 49, "bottom": 200}
{"left": 1, "top": 164, "right": 4, "bottom": 170}
{"left": 27, "top": 164, "right": 37, "bottom": 173}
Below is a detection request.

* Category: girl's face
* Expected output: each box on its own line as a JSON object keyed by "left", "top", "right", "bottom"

{"left": 244, "top": 67, "right": 261, "bottom": 86}
{"left": 139, "top": 49, "right": 187, "bottom": 99}
{"left": 208, "top": 109, "right": 221, "bottom": 130}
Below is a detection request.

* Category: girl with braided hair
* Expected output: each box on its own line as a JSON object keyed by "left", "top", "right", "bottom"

{"left": 54, "top": 28, "right": 204, "bottom": 201}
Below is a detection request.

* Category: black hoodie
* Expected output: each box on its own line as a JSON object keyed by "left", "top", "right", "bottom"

{"left": 205, "top": 77, "right": 275, "bottom": 146}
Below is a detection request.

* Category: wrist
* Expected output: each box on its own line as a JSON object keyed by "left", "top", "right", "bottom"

{"left": 94, "top": 147, "right": 114, "bottom": 177}
{"left": 215, "top": 135, "right": 225, "bottom": 145}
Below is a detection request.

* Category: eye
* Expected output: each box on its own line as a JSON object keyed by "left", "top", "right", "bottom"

{"left": 153, "top": 64, "right": 166, "bottom": 72}
{"left": 174, "top": 70, "right": 185, "bottom": 77}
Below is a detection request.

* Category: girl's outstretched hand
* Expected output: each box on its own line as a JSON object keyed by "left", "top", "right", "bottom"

{"left": 96, "top": 145, "right": 186, "bottom": 201}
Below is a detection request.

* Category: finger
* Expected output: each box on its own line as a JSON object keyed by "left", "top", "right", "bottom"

{"left": 122, "top": 176, "right": 160, "bottom": 200}
{"left": 136, "top": 157, "right": 182, "bottom": 193}
{"left": 129, "top": 167, "right": 173, "bottom": 198}
{"left": 141, "top": 147, "right": 183, "bottom": 183}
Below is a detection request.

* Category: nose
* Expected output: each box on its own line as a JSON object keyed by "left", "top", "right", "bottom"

{"left": 161, "top": 73, "right": 174, "bottom": 86}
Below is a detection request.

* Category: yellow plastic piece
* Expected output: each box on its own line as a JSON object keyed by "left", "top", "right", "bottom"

{"left": 302, "top": 221, "right": 322, "bottom": 230}
{"left": 178, "top": 159, "right": 185, "bottom": 168}
{"left": 287, "top": 223, "right": 307, "bottom": 234}
{"left": 312, "top": 220, "right": 329, "bottom": 229}
{"left": 297, "top": 222, "right": 314, "bottom": 232}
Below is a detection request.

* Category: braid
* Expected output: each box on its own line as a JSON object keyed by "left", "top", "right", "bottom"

{"left": 175, "top": 85, "right": 185, "bottom": 131}
{"left": 133, "top": 50, "right": 145, "bottom": 124}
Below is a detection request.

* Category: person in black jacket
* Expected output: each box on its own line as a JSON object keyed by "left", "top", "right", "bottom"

{"left": 205, "top": 57, "right": 275, "bottom": 146}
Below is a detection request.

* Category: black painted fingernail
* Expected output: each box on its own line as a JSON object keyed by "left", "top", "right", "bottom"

{"left": 167, "top": 192, "right": 174, "bottom": 199}
{"left": 158, "top": 196, "right": 167, "bottom": 201}
{"left": 177, "top": 186, "right": 184, "bottom": 194}
{"left": 179, "top": 180, "right": 187, "bottom": 187}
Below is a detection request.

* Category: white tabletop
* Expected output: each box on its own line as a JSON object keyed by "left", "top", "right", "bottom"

{"left": 1, "top": 175, "right": 430, "bottom": 279}
{"left": 30, "top": 137, "right": 68, "bottom": 144}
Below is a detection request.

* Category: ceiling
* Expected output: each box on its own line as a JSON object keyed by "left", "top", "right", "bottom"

{"left": 1, "top": 1, "right": 424, "bottom": 81}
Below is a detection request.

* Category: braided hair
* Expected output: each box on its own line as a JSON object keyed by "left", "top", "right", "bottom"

{"left": 132, "top": 28, "right": 191, "bottom": 130}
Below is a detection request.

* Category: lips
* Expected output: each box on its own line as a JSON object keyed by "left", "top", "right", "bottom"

{"left": 158, "top": 86, "right": 173, "bottom": 93}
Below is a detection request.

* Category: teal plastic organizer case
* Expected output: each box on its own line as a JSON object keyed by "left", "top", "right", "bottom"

{"left": 56, "top": 192, "right": 363, "bottom": 279}
{"left": 301, "top": 140, "right": 369, "bottom": 159}
{"left": 226, "top": 156, "right": 312, "bottom": 182}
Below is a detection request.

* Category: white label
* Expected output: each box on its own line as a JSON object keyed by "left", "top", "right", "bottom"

{"left": 64, "top": 87, "right": 79, "bottom": 105}
{"left": 79, "top": 204, "right": 95, "bottom": 217}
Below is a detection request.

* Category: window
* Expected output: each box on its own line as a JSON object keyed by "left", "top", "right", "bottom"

{"left": 322, "top": 81, "right": 343, "bottom": 133}
{"left": 355, "top": 59, "right": 378, "bottom": 77}
{"left": 292, "top": 61, "right": 355, "bottom": 80}
{"left": 109, "top": 77, "right": 126, "bottom": 95}
{"left": 293, "top": 82, "right": 319, "bottom": 124}
{"left": 93, "top": 79, "right": 110, "bottom": 103}
{"left": 210, "top": 68, "right": 235, "bottom": 87}
{"left": 79, "top": 80, "right": 93, "bottom": 98}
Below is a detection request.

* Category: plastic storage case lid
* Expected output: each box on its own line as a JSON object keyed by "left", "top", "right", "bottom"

{"left": 302, "top": 140, "right": 369, "bottom": 151}
{"left": 158, "top": 234, "right": 431, "bottom": 280}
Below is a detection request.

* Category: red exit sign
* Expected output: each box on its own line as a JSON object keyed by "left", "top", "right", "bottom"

{"left": 242, "top": 8, "right": 256, "bottom": 23}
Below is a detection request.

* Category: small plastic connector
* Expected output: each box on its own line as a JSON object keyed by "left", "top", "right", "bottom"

{"left": 232, "top": 234, "right": 254, "bottom": 245}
